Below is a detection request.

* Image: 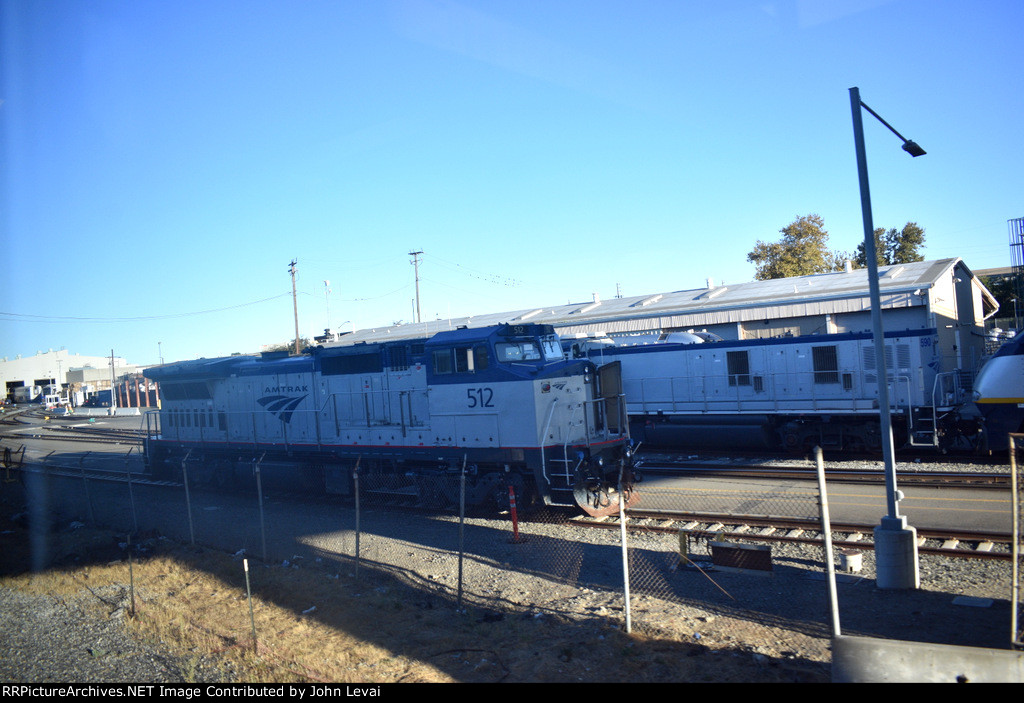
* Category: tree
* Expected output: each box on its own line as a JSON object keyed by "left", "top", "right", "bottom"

{"left": 853, "top": 222, "right": 926, "bottom": 268}
{"left": 981, "top": 274, "right": 1021, "bottom": 326}
{"left": 265, "top": 337, "right": 312, "bottom": 354}
{"left": 747, "top": 214, "right": 850, "bottom": 280}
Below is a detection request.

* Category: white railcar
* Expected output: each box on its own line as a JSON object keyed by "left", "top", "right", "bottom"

{"left": 569, "top": 328, "right": 978, "bottom": 451}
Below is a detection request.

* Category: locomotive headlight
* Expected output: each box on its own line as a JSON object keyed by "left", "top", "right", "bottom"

{"left": 972, "top": 390, "right": 981, "bottom": 402}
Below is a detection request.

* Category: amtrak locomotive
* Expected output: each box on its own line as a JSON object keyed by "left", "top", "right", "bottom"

{"left": 143, "top": 324, "right": 634, "bottom": 515}
{"left": 567, "top": 327, "right": 987, "bottom": 452}
{"left": 972, "top": 330, "right": 1024, "bottom": 450}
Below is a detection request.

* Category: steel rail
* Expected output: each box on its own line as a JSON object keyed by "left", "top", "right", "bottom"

{"left": 573, "top": 510, "right": 1013, "bottom": 561}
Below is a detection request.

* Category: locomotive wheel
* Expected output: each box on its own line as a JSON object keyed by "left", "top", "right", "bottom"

{"left": 573, "top": 481, "right": 639, "bottom": 518}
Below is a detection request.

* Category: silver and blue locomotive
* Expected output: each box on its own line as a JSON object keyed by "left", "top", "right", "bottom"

{"left": 567, "top": 327, "right": 982, "bottom": 452}
{"left": 143, "top": 323, "right": 634, "bottom": 514}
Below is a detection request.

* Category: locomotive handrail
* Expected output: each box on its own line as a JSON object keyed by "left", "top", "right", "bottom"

{"left": 539, "top": 397, "right": 559, "bottom": 487}
{"left": 562, "top": 400, "right": 580, "bottom": 483}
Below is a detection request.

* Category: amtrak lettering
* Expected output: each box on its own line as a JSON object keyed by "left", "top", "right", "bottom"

{"left": 257, "top": 394, "right": 307, "bottom": 423}
{"left": 263, "top": 386, "right": 309, "bottom": 393}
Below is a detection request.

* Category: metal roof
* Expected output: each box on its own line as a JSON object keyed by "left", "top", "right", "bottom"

{"left": 325, "top": 258, "right": 995, "bottom": 347}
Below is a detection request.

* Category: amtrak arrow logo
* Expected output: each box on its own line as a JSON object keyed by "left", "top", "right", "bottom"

{"left": 257, "top": 394, "right": 307, "bottom": 423}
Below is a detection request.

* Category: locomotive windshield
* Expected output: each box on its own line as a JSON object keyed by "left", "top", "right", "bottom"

{"left": 495, "top": 340, "right": 542, "bottom": 362}
{"left": 494, "top": 334, "right": 565, "bottom": 363}
{"left": 540, "top": 335, "right": 564, "bottom": 361}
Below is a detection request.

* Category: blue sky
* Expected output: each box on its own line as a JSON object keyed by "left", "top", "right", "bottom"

{"left": 2, "top": 0, "right": 1021, "bottom": 366}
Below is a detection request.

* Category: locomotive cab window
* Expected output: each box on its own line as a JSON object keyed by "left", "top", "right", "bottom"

{"left": 432, "top": 349, "right": 453, "bottom": 375}
{"left": 495, "top": 340, "right": 542, "bottom": 362}
{"left": 436, "top": 346, "right": 489, "bottom": 374}
{"left": 455, "top": 346, "right": 474, "bottom": 373}
{"left": 474, "top": 346, "right": 489, "bottom": 371}
{"left": 540, "top": 335, "right": 564, "bottom": 361}
{"left": 813, "top": 345, "right": 839, "bottom": 384}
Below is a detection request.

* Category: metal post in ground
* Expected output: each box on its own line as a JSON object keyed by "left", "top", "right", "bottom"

{"left": 618, "top": 457, "right": 632, "bottom": 634}
{"left": 244, "top": 558, "right": 257, "bottom": 654}
{"left": 125, "top": 447, "right": 138, "bottom": 534}
{"left": 815, "top": 446, "right": 841, "bottom": 637}
{"left": 353, "top": 457, "right": 361, "bottom": 579}
{"left": 127, "top": 533, "right": 136, "bottom": 618}
{"left": 506, "top": 466, "right": 524, "bottom": 544}
{"left": 254, "top": 453, "right": 267, "bottom": 562}
{"left": 182, "top": 450, "right": 195, "bottom": 546}
{"left": 1011, "top": 434, "right": 1021, "bottom": 649}
{"left": 458, "top": 455, "right": 466, "bottom": 611}
{"left": 79, "top": 452, "right": 95, "bottom": 524}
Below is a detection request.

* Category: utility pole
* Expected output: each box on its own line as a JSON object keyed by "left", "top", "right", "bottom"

{"left": 324, "top": 280, "right": 332, "bottom": 333}
{"left": 289, "top": 259, "right": 300, "bottom": 355}
{"left": 109, "top": 349, "right": 117, "bottom": 416}
{"left": 409, "top": 250, "right": 423, "bottom": 324}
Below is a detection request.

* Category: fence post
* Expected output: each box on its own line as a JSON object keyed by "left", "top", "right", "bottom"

{"left": 254, "top": 453, "right": 267, "bottom": 562}
{"left": 618, "top": 457, "right": 632, "bottom": 634}
{"left": 244, "top": 558, "right": 257, "bottom": 654}
{"left": 815, "top": 446, "right": 841, "bottom": 637}
{"left": 79, "top": 452, "right": 95, "bottom": 524}
{"left": 127, "top": 533, "right": 136, "bottom": 618}
{"left": 182, "top": 450, "right": 195, "bottom": 546}
{"left": 1011, "top": 434, "right": 1021, "bottom": 649}
{"left": 125, "top": 447, "right": 138, "bottom": 534}
{"left": 354, "top": 457, "right": 361, "bottom": 579}
{"left": 458, "top": 455, "right": 466, "bottom": 611}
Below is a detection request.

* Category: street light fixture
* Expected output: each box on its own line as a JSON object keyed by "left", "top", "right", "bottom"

{"left": 849, "top": 86, "right": 925, "bottom": 589}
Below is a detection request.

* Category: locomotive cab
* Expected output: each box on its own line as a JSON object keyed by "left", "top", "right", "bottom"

{"left": 423, "top": 323, "right": 635, "bottom": 513}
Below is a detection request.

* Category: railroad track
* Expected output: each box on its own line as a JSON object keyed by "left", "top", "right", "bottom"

{"left": 3, "top": 424, "right": 1016, "bottom": 562}
{"left": 5, "top": 453, "right": 1015, "bottom": 562}
{"left": 0, "top": 423, "right": 146, "bottom": 446}
{"left": 637, "top": 461, "right": 1011, "bottom": 488}
{"left": 572, "top": 510, "right": 1014, "bottom": 561}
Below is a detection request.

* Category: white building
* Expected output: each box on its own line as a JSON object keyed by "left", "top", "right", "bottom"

{"left": 1, "top": 350, "right": 133, "bottom": 403}
{"left": 330, "top": 258, "right": 998, "bottom": 377}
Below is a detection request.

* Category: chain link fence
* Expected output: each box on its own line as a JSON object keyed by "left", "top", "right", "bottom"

{"left": 1012, "top": 434, "right": 1023, "bottom": 650}
{"left": 3, "top": 432, "right": 1019, "bottom": 670}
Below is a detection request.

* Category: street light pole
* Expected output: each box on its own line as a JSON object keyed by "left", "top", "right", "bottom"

{"left": 849, "top": 86, "right": 924, "bottom": 589}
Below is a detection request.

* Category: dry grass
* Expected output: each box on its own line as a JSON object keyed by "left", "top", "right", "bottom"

{"left": 1, "top": 501, "right": 826, "bottom": 683}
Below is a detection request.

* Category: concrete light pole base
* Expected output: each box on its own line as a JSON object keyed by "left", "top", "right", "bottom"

{"left": 874, "top": 516, "right": 920, "bottom": 589}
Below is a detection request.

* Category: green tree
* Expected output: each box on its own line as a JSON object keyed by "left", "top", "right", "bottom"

{"left": 854, "top": 222, "right": 926, "bottom": 268}
{"left": 981, "top": 274, "right": 1021, "bottom": 325}
{"left": 265, "top": 337, "right": 312, "bottom": 354}
{"left": 747, "top": 214, "right": 850, "bottom": 280}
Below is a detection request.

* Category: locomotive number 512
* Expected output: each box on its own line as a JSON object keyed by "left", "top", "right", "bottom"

{"left": 466, "top": 387, "right": 494, "bottom": 408}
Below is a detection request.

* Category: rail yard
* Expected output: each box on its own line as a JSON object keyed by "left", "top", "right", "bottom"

{"left": 2, "top": 400, "right": 1021, "bottom": 683}
{"left": 2, "top": 405, "right": 1015, "bottom": 558}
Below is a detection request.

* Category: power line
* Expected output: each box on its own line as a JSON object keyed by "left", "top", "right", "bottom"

{"left": 423, "top": 252, "right": 523, "bottom": 288}
{"left": 0, "top": 292, "right": 293, "bottom": 323}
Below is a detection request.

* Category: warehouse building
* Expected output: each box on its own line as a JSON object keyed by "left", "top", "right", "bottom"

{"left": 336, "top": 257, "right": 997, "bottom": 376}
{"left": 0, "top": 350, "right": 135, "bottom": 404}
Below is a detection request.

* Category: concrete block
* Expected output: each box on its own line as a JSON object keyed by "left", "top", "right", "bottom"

{"left": 832, "top": 635, "right": 1024, "bottom": 683}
